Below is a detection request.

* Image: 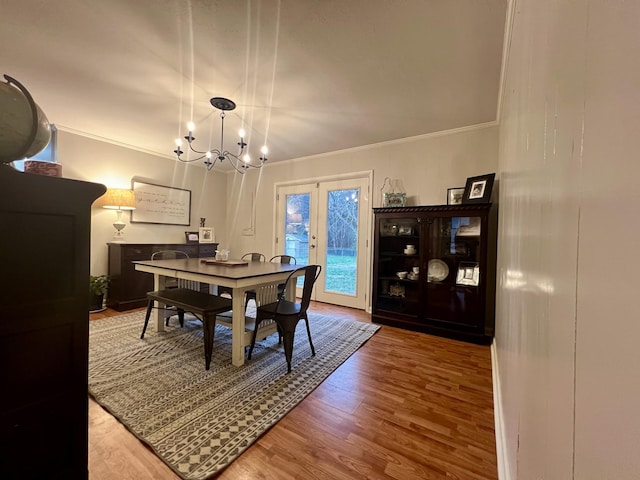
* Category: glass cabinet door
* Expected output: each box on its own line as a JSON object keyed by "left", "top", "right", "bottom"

{"left": 374, "top": 216, "right": 421, "bottom": 317}
{"left": 425, "top": 215, "right": 484, "bottom": 327}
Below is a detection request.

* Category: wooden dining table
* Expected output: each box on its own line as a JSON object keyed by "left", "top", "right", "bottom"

{"left": 134, "top": 258, "right": 301, "bottom": 366}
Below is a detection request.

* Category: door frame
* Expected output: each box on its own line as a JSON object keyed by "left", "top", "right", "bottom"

{"left": 273, "top": 170, "right": 373, "bottom": 310}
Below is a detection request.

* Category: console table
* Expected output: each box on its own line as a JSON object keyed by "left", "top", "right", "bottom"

{"left": 107, "top": 242, "right": 218, "bottom": 311}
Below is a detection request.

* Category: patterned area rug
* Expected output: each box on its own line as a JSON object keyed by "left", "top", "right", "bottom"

{"left": 89, "top": 310, "right": 379, "bottom": 479}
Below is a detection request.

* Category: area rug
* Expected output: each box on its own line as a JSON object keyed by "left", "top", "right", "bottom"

{"left": 88, "top": 310, "right": 379, "bottom": 479}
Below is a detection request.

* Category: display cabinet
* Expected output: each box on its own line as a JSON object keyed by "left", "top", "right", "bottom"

{"left": 372, "top": 204, "right": 497, "bottom": 344}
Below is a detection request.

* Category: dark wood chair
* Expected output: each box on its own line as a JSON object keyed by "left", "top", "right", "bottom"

{"left": 141, "top": 288, "right": 232, "bottom": 370}
{"left": 247, "top": 264, "right": 321, "bottom": 373}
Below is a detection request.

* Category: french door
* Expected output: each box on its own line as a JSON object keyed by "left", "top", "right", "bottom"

{"left": 275, "top": 175, "right": 370, "bottom": 309}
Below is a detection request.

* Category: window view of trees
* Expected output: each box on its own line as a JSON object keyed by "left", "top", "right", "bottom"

{"left": 284, "top": 189, "right": 359, "bottom": 296}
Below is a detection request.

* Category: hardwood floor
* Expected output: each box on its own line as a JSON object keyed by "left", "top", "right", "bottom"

{"left": 88, "top": 303, "right": 497, "bottom": 479}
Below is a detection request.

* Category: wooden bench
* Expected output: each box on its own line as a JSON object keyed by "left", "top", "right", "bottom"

{"left": 141, "top": 288, "right": 233, "bottom": 370}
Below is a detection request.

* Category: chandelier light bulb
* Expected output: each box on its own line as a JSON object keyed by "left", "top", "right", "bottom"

{"left": 175, "top": 138, "right": 182, "bottom": 147}
{"left": 261, "top": 145, "right": 268, "bottom": 155}
{"left": 243, "top": 154, "right": 251, "bottom": 163}
{"left": 187, "top": 121, "right": 195, "bottom": 132}
{"left": 238, "top": 128, "right": 246, "bottom": 138}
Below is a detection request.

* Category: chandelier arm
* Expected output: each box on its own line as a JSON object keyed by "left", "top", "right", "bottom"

{"left": 176, "top": 153, "right": 209, "bottom": 163}
{"left": 224, "top": 152, "right": 250, "bottom": 174}
{"left": 173, "top": 97, "right": 267, "bottom": 174}
{"left": 186, "top": 143, "right": 215, "bottom": 156}
{"left": 204, "top": 155, "right": 219, "bottom": 171}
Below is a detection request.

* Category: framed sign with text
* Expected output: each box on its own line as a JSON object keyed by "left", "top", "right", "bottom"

{"left": 131, "top": 180, "right": 191, "bottom": 226}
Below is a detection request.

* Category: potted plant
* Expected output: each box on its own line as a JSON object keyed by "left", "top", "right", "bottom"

{"left": 89, "top": 274, "right": 109, "bottom": 312}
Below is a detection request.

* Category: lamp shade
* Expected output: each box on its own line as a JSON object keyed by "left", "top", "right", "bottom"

{"left": 100, "top": 188, "right": 136, "bottom": 210}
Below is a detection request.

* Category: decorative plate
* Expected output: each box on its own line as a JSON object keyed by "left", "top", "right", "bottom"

{"left": 428, "top": 259, "right": 449, "bottom": 282}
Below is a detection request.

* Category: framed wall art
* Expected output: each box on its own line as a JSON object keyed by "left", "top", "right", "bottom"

{"left": 462, "top": 173, "right": 495, "bottom": 204}
{"left": 131, "top": 179, "right": 191, "bottom": 225}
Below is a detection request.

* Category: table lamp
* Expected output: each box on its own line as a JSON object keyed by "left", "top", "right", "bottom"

{"left": 100, "top": 188, "right": 136, "bottom": 243}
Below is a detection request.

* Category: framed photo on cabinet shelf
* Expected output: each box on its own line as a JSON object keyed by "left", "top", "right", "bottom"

{"left": 456, "top": 262, "right": 480, "bottom": 286}
{"left": 398, "top": 225, "right": 413, "bottom": 236}
{"left": 447, "top": 187, "right": 465, "bottom": 205}
{"left": 462, "top": 173, "right": 495, "bottom": 204}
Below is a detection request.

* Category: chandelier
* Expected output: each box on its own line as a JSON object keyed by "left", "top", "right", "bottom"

{"left": 174, "top": 97, "right": 268, "bottom": 173}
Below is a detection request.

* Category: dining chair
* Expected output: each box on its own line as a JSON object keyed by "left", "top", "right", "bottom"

{"left": 218, "top": 252, "right": 265, "bottom": 306}
{"left": 269, "top": 254, "right": 296, "bottom": 265}
{"left": 243, "top": 254, "right": 296, "bottom": 309}
{"left": 269, "top": 254, "right": 297, "bottom": 299}
{"left": 248, "top": 264, "right": 321, "bottom": 373}
{"left": 242, "top": 252, "right": 266, "bottom": 263}
{"left": 150, "top": 250, "right": 199, "bottom": 327}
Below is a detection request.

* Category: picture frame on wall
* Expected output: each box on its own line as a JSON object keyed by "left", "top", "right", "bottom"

{"left": 447, "top": 187, "right": 465, "bottom": 205}
{"left": 462, "top": 173, "right": 495, "bottom": 204}
{"left": 199, "top": 227, "right": 215, "bottom": 244}
{"left": 131, "top": 179, "right": 191, "bottom": 225}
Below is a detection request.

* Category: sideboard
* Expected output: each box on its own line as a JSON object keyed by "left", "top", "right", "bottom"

{"left": 107, "top": 242, "right": 218, "bottom": 311}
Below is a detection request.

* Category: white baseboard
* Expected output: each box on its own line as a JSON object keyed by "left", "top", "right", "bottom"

{"left": 491, "top": 340, "right": 510, "bottom": 480}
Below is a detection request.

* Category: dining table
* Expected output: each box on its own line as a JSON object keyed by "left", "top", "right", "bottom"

{"left": 134, "top": 258, "right": 301, "bottom": 366}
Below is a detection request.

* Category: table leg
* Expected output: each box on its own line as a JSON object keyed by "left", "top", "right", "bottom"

{"left": 284, "top": 275, "right": 297, "bottom": 301}
{"left": 231, "top": 287, "right": 246, "bottom": 366}
{"left": 153, "top": 273, "right": 168, "bottom": 333}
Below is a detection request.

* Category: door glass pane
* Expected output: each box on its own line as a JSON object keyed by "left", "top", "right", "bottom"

{"left": 285, "top": 193, "right": 309, "bottom": 265}
{"left": 325, "top": 188, "right": 359, "bottom": 295}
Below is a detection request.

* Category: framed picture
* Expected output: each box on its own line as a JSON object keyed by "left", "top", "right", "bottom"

{"left": 384, "top": 192, "right": 407, "bottom": 207}
{"left": 456, "top": 262, "right": 480, "bottom": 286}
{"left": 199, "top": 227, "right": 215, "bottom": 244}
{"left": 447, "top": 187, "right": 465, "bottom": 205}
{"left": 398, "top": 225, "right": 413, "bottom": 236}
{"left": 462, "top": 173, "right": 495, "bottom": 204}
{"left": 185, "top": 231, "right": 199, "bottom": 244}
{"left": 131, "top": 179, "right": 191, "bottom": 225}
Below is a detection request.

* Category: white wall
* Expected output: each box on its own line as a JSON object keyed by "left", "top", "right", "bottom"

{"left": 56, "top": 121, "right": 497, "bottom": 291}
{"left": 224, "top": 124, "right": 499, "bottom": 261}
{"left": 56, "top": 131, "right": 228, "bottom": 275}
{"left": 494, "top": 1, "right": 640, "bottom": 478}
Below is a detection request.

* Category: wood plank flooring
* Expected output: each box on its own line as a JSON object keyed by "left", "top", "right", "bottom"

{"left": 88, "top": 303, "right": 497, "bottom": 479}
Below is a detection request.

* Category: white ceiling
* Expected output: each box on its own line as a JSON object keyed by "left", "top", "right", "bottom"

{"left": 2, "top": 0, "right": 507, "bottom": 166}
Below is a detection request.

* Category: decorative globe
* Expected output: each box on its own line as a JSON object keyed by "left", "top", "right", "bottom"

{"left": 0, "top": 75, "right": 51, "bottom": 164}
